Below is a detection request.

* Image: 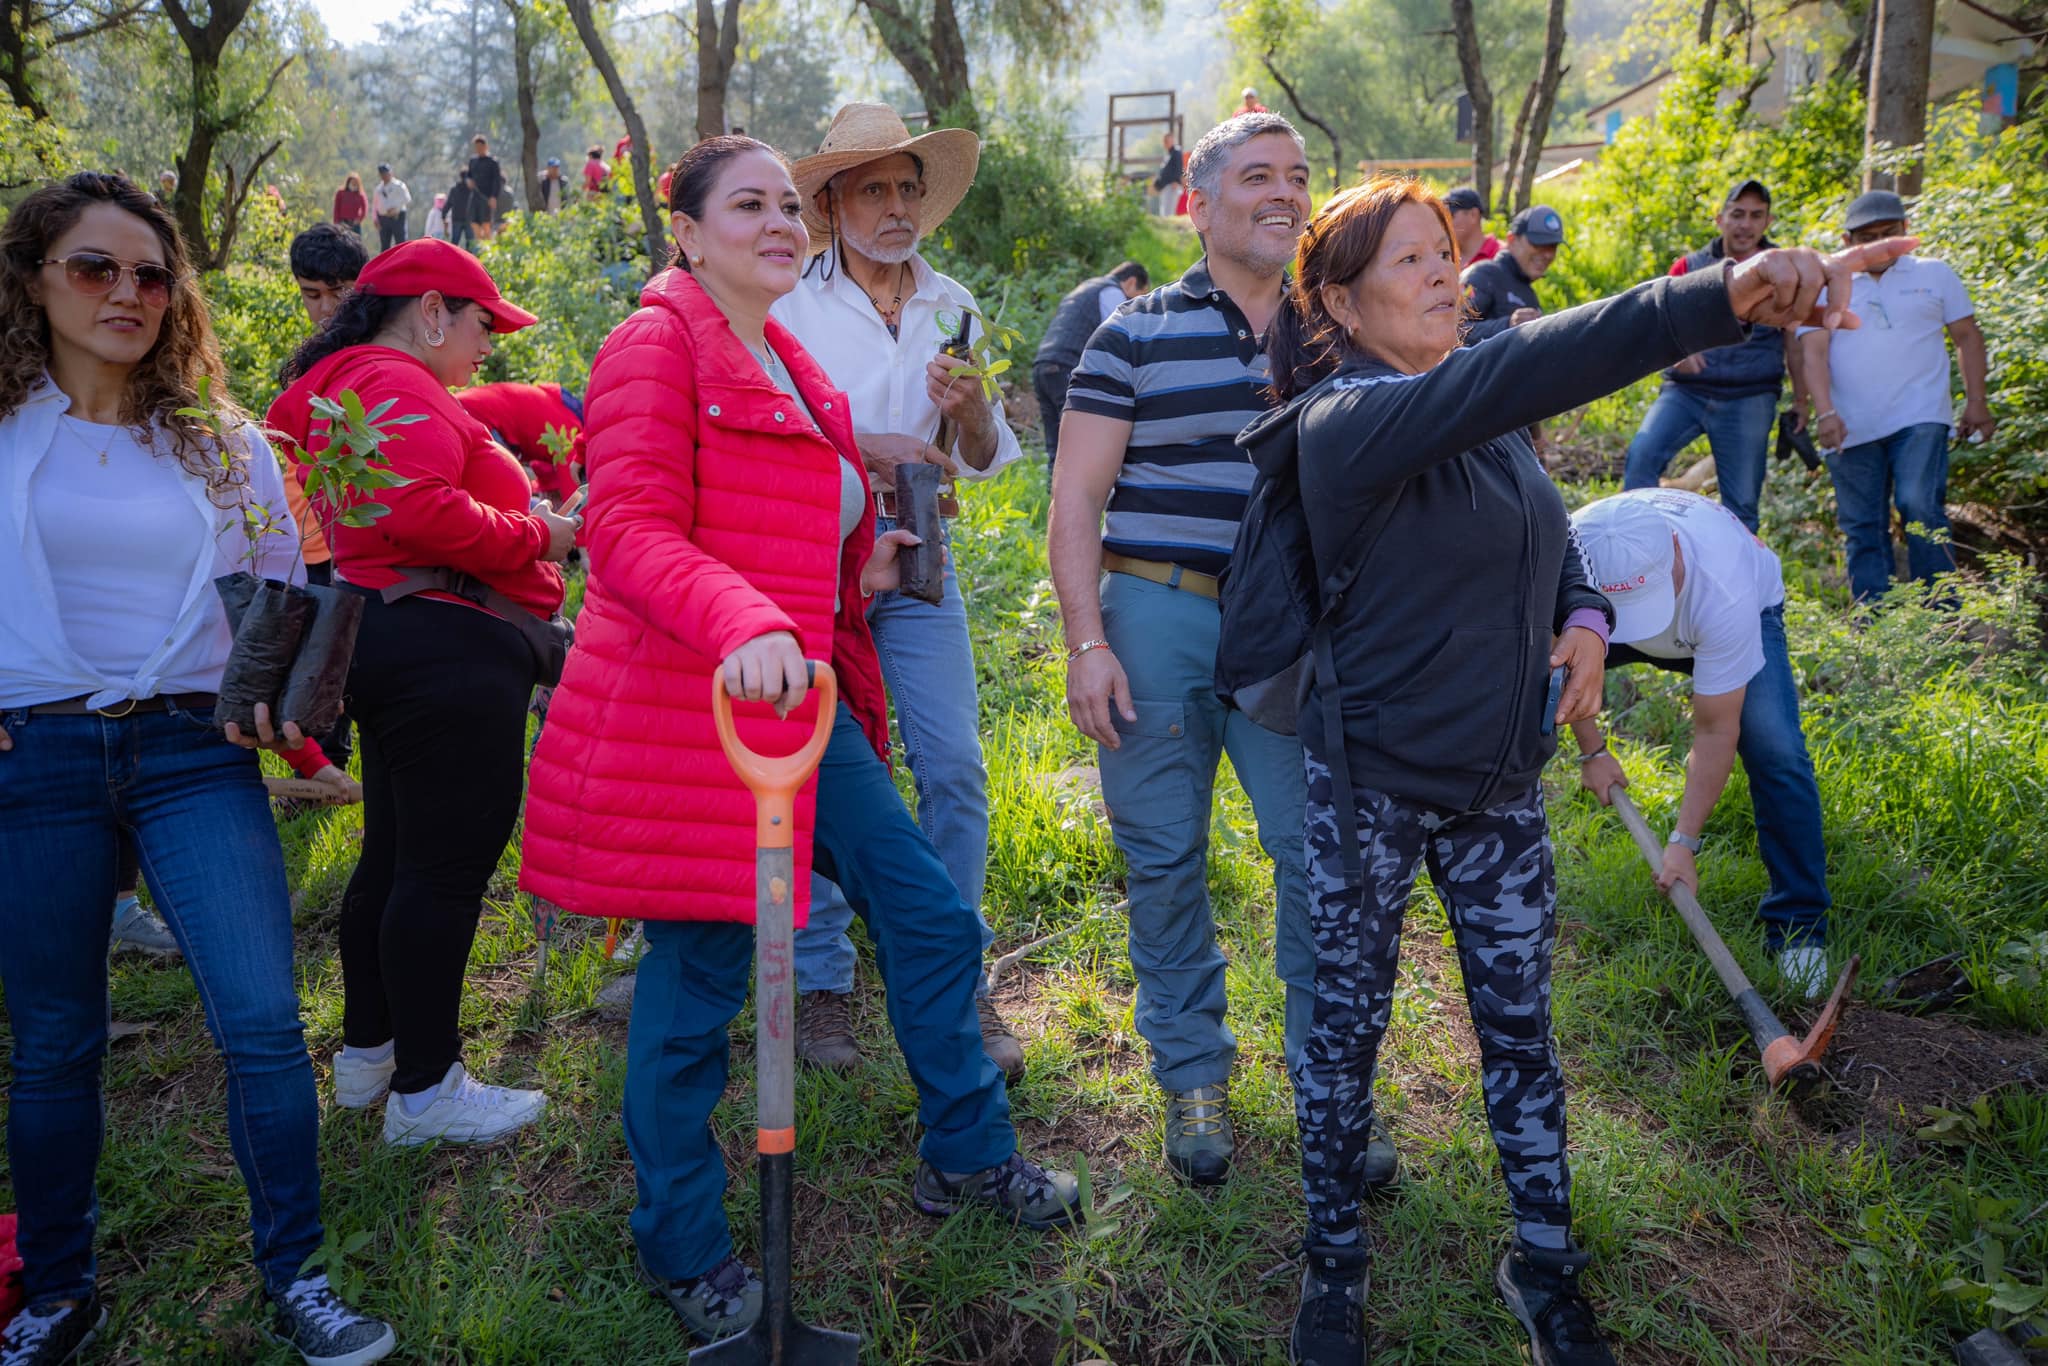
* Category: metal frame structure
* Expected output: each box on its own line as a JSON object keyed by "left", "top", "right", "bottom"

{"left": 1106, "top": 90, "right": 1184, "bottom": 181}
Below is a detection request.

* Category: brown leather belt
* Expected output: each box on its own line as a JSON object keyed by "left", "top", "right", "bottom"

{"left": 1103, "top": 552, "right": 1220, "bottom": 600}
{"left": 875, "top": 489, "right": 962, "bottom": 520}
{"left": 29, "top": 691, "right": 218, "bottom": 717}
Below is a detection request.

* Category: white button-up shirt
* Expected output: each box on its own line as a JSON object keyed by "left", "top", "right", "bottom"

{"left": 371, "top": 177, "right": 412, "bottom": 218}
{"left": 0, "top": 378, "right": 304, "bottom": 710}
{"left": 771, "top": 252, "right": 1023, "bottom": 479}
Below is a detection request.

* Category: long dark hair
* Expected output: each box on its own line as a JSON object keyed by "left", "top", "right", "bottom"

{"left": 1267, "top": 176, "right": 1456, "bottom": 402}
{"left": 663, "top": 134, "right": 789, "bottom": 272}
{"left": 0, "top": 170, "right": 250, "bottom": 499}
{"left": 280, "top": 290, "right": 476, "bottom": 383}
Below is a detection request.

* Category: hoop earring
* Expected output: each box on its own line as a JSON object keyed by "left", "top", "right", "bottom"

{"left": 424, "top": 327, "right": 446, "bottom": 348}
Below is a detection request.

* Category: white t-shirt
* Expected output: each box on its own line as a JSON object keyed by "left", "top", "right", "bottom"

{"left": 31, "top": 416, "right": 206, "bottom": 677}
{"left": 1608, "top": 489, "right": 1785, "bottom": 697}
{"left": 1801, "top": 254, "right": 1973, "bottom": 447}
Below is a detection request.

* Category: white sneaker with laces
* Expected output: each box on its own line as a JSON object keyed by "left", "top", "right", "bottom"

{"left": 381, "top": 1061, "right": 546, "bottom": 1147}
{"left": 110, "top": 896, "right": 181, "bottom": 958}
{"left": 268, "top": 1273, "right": 395, "bottom": 1366}
{"left": 1779, "top": 944, "right": 1829, "bottom": 1000}
{"left": 332, "top": 1045, "right": 398, "bottom": 1109}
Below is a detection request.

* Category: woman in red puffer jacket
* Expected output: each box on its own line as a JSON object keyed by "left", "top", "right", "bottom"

{"left": 519, "top": 136, "right": 1081, "bottom": 1349}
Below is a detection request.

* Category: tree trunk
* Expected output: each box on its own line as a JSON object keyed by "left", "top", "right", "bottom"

{"left": 1865, "top": 0, "right": 1934, "bottom": 194}
{"left": 1447, "top": 0, "right": 1492, "bottom": 210}
{"left": 563, "top": 0, "right": 665, "bottom": 267}
{"left": 1498, "top": 80, "right": 1535, "bottom": 216}
{"left": 1261, "top": 51, "right": 1342, "bottom": 184}
{"left": 162, "top": 0, "right": 268, "bottom": 268}
{"left": 854, "top": 0, "right": 975, "bottom": 127}
{"left": 0, "top": 0, "right": 48, "bottom": 119}
{"left": 465, "top": 0, "right": 483, "bottom": 139}
{"left": 694, "top": 0, "right": 741, "bottom": 141}
{"left": 506, "top": 0, "right": 540, "bottom": 208}
{"left": 1832, "top": 0, "right": 1877, "bottom": 88}
{"left": 1510, "top": 0, "right": 1569, "bottom": 214}
{"left": 1696, "top": 0, "right": 1719, "bottom": 44}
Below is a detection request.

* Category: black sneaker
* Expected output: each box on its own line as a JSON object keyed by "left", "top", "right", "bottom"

{"left": 1290, "top": 1244, "right": 1369, "bottom": 1365}
{"left": 912, "top": 1151, "right": 1084, "bottom": 1230}
{"left": 267, "top": 1274, "right": 396, "bottom": 1366}
{"left": 1, "top": 1291, "right": 106, "bottom": 1366}
{"left": 1495, "top": 1243, "right": 1616, "bottom": 1365}
{"left": 1361, "top": 1116, "right": 1399, "bottom": 1193}
{"left": 638, "top": 1253, "right": 762, "bottom": 1344}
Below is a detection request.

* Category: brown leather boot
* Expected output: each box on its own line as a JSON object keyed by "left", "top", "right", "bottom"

{"left": 795, "top": 990, "right": 861, "bottom": 1070}
{"left": 977, "top": 996, "right": 1026, "bottom": 1083}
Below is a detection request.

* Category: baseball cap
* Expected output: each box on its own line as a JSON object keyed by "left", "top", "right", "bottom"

{"left": 546, "top": 156, "right": 562, "bottom": 167}
{"left": 354, "top": 239, "right": 538, "bottom": 333}
{"left": 377, "top": 162, "right": 391, "bottom": 173}
{"left": 1442, "top": 186, "right": 1484, "bottom": 214}
{"left": 1571, "top": 495, "right": 1677, "bottom": 644}
{"left": 1844, "top": 189, "right": 1907, "bottom": 232}
{"left": 1511, "top": 205, "right": 1564, "bottom": 245}
{"left": 1724, "top": 177, "right": 1770, "bottom": 205}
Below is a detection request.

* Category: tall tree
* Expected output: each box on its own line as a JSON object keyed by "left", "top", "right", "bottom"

{"left": 695, "top": 0, "right": 740, "bottom": 140}
{"left": 1864, "top": 0, "right": 1933, "bottom": 194}
{"left": 1506, "top": 0, "right": 1568, "bottom": 214}
{"left": 1229, "top": 0, "right": 1342, "bottom": 183}
{"left": 505, "top": 0, "right": 541, "bottom": 204}
{"left": 855, "top": 0, "right": 973, "bottom": 125}
{"left": 160, "top": 0, "right": 290, "bottom": 268}
{"left": 850, "top": 0, "right": 1116, "bottom": 131}
{"left": 563, "top": 0, "right": 664, "bottom": 265}
{"left": 0, "top": 0, "right": 145, "bottom": 119}
{"left": 1447, "top": 0, "right": 1493, "bottom": 209}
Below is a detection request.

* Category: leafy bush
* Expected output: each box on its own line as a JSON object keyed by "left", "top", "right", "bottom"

{"left": 474, "top": 203, "right": 643, "bottom": 388}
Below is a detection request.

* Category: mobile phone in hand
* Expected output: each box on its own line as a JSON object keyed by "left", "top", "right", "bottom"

{"left": 1541, "top": 663, "right": 1566, "bottom": 736}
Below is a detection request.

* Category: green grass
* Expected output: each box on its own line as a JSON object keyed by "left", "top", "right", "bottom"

{"left": 9, "top": 456, "right": 2048, "bottom": 1364}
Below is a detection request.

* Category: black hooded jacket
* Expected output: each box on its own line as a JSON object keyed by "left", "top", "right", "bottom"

{"left": 1237, "top": 265, "right": 1744, "bottom": 815}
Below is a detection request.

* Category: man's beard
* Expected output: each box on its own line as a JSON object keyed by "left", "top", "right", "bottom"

{"left": 1211, "top": 223, "right": 1296, "bottom": 277}
{"left": 842, "top": 216, "right": 921, "bottom": 265}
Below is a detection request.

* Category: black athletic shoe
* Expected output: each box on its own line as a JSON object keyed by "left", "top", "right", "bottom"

{"left": 1290, "top": 1244, "right": 1369, "bottom": 1365}
{"left": 1495, "top": 1243, "right": 1616, "bottom": 1365}
{"left": 267, "top": 1274, "right": 397, "bottom": 1366}
{"left": 1361, "top": 1116, "right": 1400, "bottom": 1193}
{"left": 912, "top": 1151, "right": 1084, "bottom": 1230}
{"left": 638, "top": 1254, "right": 762, "bottom": 1344}
{"left": 0, "top": 1291, "right": 105, "bottom": 1366}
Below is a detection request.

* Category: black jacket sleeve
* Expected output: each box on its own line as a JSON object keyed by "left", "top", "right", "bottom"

{"left": 1462, "top": 311, "right": 1515, "bottom": 345}
{"left": 1300, "top": 267, "right": 1746, "bottom": 505}
{"left": 1555, "top": 520, "right": 1615, "bottom": 635}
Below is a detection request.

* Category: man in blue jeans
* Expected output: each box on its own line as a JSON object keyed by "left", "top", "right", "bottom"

{"left": 1569, "top": 489, "right": 1835, "bottom": 997}
{"left": 772, "top": 104, "right": 1028, "bottom": 1080}
{"left": 1622, "top": 179, "right": 1808, "bottom": 532}
{"left": 1798, "top": 189, "right": 1996, "bottom": 602}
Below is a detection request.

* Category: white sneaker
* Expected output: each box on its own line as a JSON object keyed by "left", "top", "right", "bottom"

{"left": 332, "top": 1045, "right": 398, "bottom": 1109}
{"left": 381, "top": 1062, "right": 546, "bottom": 1147}
{"left": 1779, "top": 944, "right": 1830, "bottom": 1000}
{"left": 110, "top": 896, "right": 181, "bottom": 958}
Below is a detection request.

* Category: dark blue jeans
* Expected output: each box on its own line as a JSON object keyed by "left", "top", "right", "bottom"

{"left": 625, "top": 704, "right": 1012, "bottom": 1280}
{"left": 1609, "top": 604, "right": 1830, "bottom": 949}
{"left": 0, "top": 703, "right": 324, "bottom": 1302}
{"left": 1622, "top": 384, "right": 1778, "bottom": 533}
{"left": 1825, "top": 422, "right": 1954, "bottom": 603}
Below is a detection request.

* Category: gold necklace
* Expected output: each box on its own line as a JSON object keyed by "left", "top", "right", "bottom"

{"left": 66, "top": 414, "right": 120, "bottom": 466}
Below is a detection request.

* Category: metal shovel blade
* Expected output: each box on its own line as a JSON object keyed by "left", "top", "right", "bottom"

{"left": 688, "top": 1317, "right": 861, "bottom": 1365}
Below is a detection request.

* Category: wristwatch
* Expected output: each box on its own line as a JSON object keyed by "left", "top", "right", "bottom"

{"left": 1667, "top": 830, "right": 1703, "bottom": 854}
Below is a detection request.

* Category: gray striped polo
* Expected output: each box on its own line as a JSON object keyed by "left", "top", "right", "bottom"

{"left": 1064, "top": 257, "right": 1279, "bottom": 579}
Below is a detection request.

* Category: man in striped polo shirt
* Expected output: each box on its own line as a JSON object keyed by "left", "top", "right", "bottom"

{"left": 1048, "top": 113, "right": 1396, "bottom": 1193}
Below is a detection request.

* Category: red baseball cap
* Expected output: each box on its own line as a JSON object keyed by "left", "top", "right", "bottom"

{"left": 353, "top": 239, "right": 538, "bottom": 334}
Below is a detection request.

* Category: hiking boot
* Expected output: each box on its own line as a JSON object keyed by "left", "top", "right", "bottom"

{"left": 1164, "top": 1083, "right": 1234, "bottom": 1185}
{"left": 332, "top": 1044, "right": 397, "bottom": 1110}
{"left": 912, "top": 1151, "right": 1084, "bottom": 1230}
{"left": 1362, "top": 1116, "right": 1400, "bottom": 1193}
{"left": 110, "top": 896, "right": 180, "bottom": 958}
{"left": 977, "top": 995, "right": 1026, "bottom": 1083}
{"left": 1290, "top": 1244, "right": 1370, "bottom": 1365}
{"left": 1778, "top": 943, "right": 1829, "bottom": 1001}
{"left": 1495, "top": 1242, "right": 1616, "bottom": 1366}
{"left": 795, "top": 990, "right": 861, "bottom": 1070}
{"left": 0, "top": 1291, "right": 105, "bottom": 1366}
{"left": 381, "top": 1062, "right": 546, "bottom": 1147}
{"left": 638, "top": 1253, "right": 762, "bottom": 1344}
{"left": 267, "top": 1273, "right": 396, "bottom": 1366}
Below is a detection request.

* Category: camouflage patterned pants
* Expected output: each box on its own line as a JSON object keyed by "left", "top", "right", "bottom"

{"left": 1295, "top": 748, "right": 1571, "bottom": 1251}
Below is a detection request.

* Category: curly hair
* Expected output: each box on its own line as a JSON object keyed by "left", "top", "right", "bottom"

{"left": 0, "top": 171, "right": 251, "bottom": 503}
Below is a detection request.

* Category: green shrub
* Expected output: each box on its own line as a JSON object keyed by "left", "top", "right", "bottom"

{"left": 474, "top": 204, "right": 643, "bottom": 389}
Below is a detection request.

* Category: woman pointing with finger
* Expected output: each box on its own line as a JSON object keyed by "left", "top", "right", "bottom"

{"left": 1244, "top": 176, "right": 1907, "bottom": 1366}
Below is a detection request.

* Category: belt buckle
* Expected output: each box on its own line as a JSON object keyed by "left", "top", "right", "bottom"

{"left": 94, "top": 698, "right": 139, "bottom": 718}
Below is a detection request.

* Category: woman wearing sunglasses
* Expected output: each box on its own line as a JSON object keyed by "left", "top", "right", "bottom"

{"left": 0, "top": 172, "right": 396, "bottom": 1364}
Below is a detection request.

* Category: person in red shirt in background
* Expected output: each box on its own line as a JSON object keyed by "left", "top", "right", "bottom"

{"left": 582, "top": 145, "right": 609, "bottom": 196}
{"left": 1443, "top": 186, "right": 1501, "bottom": 264}
{"left": 331, "top": 173, "right": 369, "bottom": 235}
{"left": 455, "top": 380, "right": 585, "bottom": 505}
{"left": 1235, "top": 86, "right": 1268, "bottom": 115}
{"left": 269, "top": 240, "right": 579, "bottom": 1150}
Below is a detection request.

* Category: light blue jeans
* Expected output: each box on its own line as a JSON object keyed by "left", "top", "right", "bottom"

{"left": 1826, "top": 422, "right": 1955, "bottom": 603}
{"left": 796, "top": 517, "right": 996, "bottom": 997}
{"left": 1622, "top": 384, "right": 1779, "bottom": 533}
{"left": 1097, "top": 571, "right": 1315, "bottom": 1089}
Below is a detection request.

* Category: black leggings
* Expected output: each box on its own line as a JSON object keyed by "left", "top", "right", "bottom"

{"left": 338, "top": 591, "right": 535, "bottom": 1093}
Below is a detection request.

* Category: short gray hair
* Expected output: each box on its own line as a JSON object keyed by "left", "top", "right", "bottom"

{"left": 1186, "top": 112, "right": 1304, "bottom": 198}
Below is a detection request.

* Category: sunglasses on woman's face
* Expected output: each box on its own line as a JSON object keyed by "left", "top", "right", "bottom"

{"left": 40, "top": 252, "right": 176, "bottom": 308}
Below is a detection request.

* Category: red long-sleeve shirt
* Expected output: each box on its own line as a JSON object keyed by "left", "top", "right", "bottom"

{"left": 454, "top": 381, "right": 583, "bottom": 504}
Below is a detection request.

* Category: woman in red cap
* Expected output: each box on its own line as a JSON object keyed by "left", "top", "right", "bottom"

{"left": 268, "top": 239, "right": 579, "bottom": 1148}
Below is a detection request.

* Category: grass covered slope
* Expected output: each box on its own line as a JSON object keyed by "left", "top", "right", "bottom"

{"left": 17, "top": 463, "right": 2048, "bottom": 1364}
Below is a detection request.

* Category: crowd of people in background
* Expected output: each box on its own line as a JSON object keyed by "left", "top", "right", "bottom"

{"left": 0, "top": 96, "right": 1996, "bottom": 1366}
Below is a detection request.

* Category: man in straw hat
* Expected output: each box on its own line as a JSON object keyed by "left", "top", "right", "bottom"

{"left": 1048, "top": 112, "right": 1399, "bottom": 1194}
{"left": 773, "top": 102, "right": 1029, "bottom": 1082}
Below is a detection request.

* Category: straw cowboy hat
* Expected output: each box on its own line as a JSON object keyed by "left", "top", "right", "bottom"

{"left": 791, "top": 102, "right": 980, "bottom": 246}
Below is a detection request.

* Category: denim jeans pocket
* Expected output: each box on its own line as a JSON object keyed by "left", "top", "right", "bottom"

{"left": 1098, "top": 698, "right": 1195, "bottom": 829}
{"left": 163, "top": 696, "right": 221, "bottom": 734}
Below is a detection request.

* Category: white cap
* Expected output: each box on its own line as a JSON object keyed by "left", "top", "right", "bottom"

{"left": 1572, "top": 494, "right": 1677, "bottom": 644}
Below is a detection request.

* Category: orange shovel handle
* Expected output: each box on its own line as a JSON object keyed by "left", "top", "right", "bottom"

{"left": 712, "top": 661, "right": 838, "bottom": 850}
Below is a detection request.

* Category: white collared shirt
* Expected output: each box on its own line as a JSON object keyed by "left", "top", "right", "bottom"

{"left": 372, "top": 178, "right": 412, "bottom": 216}
{"left": 770, "top": 252, "right": 1023, "bottom": 479}
{"left": 1, "top": 378, "right": 304, "bottom": 710}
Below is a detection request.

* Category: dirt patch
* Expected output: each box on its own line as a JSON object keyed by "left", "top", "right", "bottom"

{"left": 1802, "top": 1008, "right": 2048, "bottom": 1140}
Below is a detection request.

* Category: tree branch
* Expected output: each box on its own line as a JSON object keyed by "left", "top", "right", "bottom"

{"left": 50, "top": 0, "right": 146, "bottom": 43}
{"left": 1261, "top": 50, "right": 1342, "bottom": 185}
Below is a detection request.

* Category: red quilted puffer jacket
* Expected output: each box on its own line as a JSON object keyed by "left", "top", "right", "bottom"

{"left": 520, "top": 268, "right": 888, "bottom": 925}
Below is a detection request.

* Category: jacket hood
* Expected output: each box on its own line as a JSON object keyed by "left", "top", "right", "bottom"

{"left": 1237, "top": 358, "right": 1401, "bottom": 479}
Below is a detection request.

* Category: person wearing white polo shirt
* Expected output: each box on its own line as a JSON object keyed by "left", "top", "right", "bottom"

{"left": 1568, "top": 489, "right": 1834, "bottom": 996}
{"left": 1798, "top": 190, "right": 1995, "bottom": 602}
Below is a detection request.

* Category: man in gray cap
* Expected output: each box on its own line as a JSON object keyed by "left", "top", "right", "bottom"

{"left": 1442, "top": 186, "right": 1500, "bottom": 266}
{"left": 1797, "top": 190, "right": 1995, "bottom": 601}
{"left": 1460, "top": 203, "right": 1562, "bottom": 344}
